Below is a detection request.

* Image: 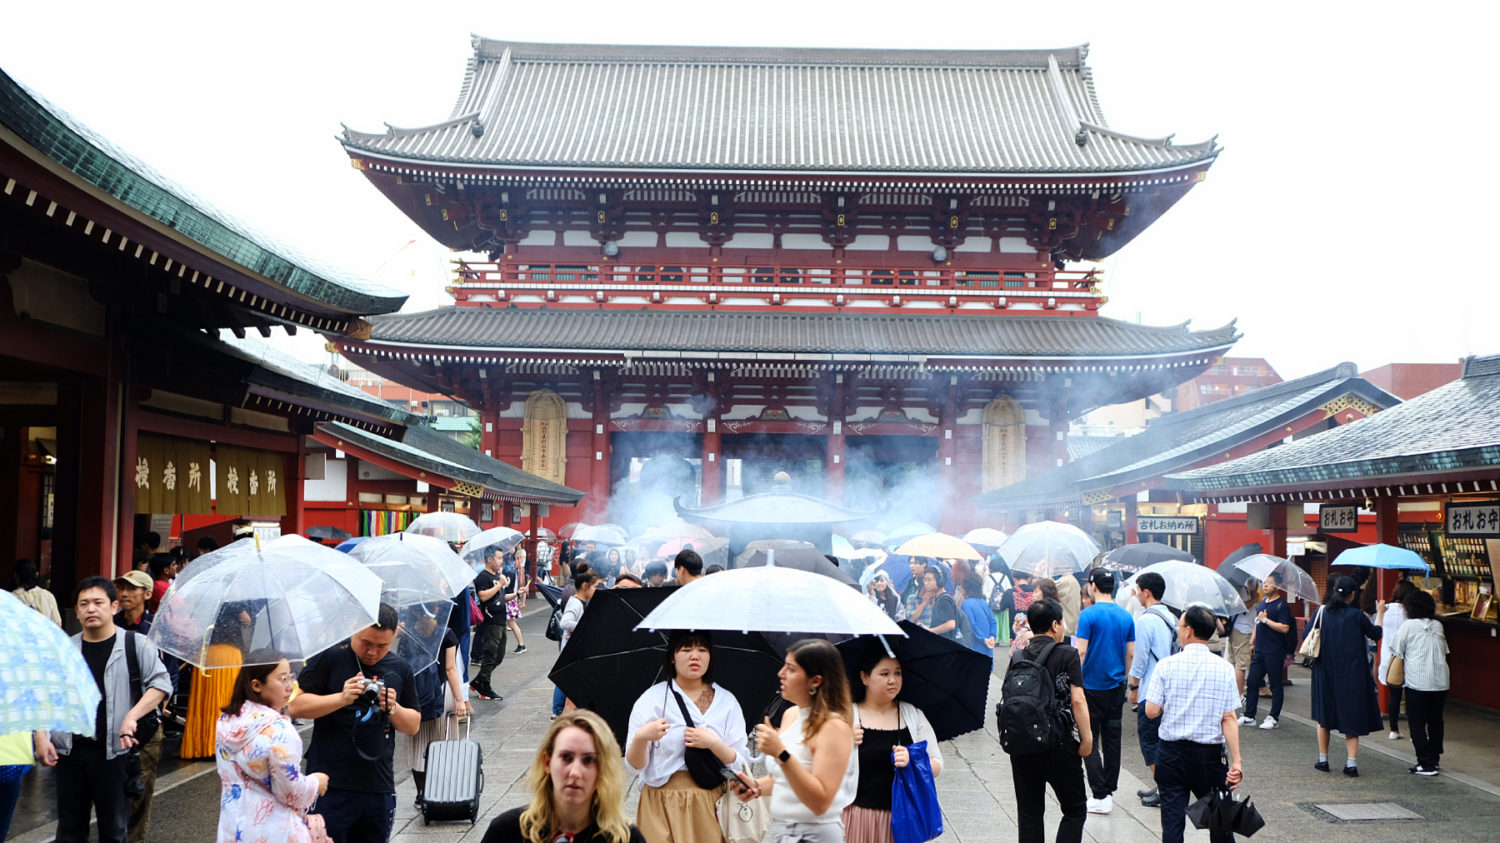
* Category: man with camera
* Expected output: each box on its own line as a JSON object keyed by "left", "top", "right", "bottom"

{"left": 290, "top": 603, "right": 420, "bottom": 843}
{"left": 34, "top": 576, "right": 172, "bottom": 843}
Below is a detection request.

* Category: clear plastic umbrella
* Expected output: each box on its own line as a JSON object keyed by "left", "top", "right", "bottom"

{"left": 151, "top": 535, "right": 382, "bottom": 669}
{"left": 850, "top": 530, "right": 887, "bottom": 548}
{"left": 962, "top": 527, "right": 1010, "bottom": 551}
{"left": 349, "top": 533, "right": 475, "bottom": 598}
{"left": 460, "top": 526, "right": 525, "bottom": 567}
{"left": 405, "top": 511, "right": 482, "bottom": 544}
{"left": 999, "top": 521, "right": 1100, "bottom": 577}
{"left": 0, "top": 590, "right": 101, "bottom": 736}
{"left": 1232, "top": 554, "right": 1321, "bottom": 605}
{"left": 636, "top": 560, "right": 904, "bottom": 637}
{"left": 572, "top": 523, "right": 630, "bottom": 546}
{"left": 1124, "top": 560, "right": 1246, "bottom": 619}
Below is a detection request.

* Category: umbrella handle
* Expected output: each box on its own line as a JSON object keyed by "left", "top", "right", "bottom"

{"left": 879, "top": 635, "right": 895, "bottom": 659}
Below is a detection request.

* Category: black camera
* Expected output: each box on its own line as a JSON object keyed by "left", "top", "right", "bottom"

{"left": 123, "top": 747, "right": 145, "bottom": 800}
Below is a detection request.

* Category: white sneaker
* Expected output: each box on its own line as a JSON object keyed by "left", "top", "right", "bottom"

{"left": 1388, "top": 731, "right": 1403, "bottom": 740}
{"left": 1259, "top": 716, "right": 1278, "bottom": 730}
{"left": 1086, "top": 795, "right": 1114, "bottom": 814}
{"left": 1237, "top": 715, "right": 1256, "bottom": 726}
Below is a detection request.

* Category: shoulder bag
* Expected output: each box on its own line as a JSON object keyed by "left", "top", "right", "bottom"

{"left": 1297, "top": 606, "right": 1325, "bottom": 665}
{"left": 668, "top": 686, "right": 730, "bottom": 789}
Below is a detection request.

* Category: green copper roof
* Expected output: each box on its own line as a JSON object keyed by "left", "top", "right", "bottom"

{"left": 0, "top": 68, "right": 406, "bottom": 318}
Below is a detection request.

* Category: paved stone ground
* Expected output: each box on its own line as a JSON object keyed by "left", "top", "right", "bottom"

{"left": 13, "top": 606, "right": 1500, "bottom": 841}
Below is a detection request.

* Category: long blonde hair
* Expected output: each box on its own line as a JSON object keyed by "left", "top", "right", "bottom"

{"left": 518, "top": 710, "right": 633, "bottom": 843}
{"left": 786, "top": 639, "right": 852, "bottom": 740}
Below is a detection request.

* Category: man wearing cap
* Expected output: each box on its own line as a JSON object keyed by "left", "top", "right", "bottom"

{"left": 1074, "top": 568, "right": 1135, "bottom": 815}
{"left": 111, "top": 570, "right": 164, "bottom": 843}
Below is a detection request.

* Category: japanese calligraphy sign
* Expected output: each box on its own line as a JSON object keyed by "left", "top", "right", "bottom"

{"left": 134, "top": 434, "right": 212, "bottom": 514}
{"left": 1319, "top": 504, "right": 1359, "bottom": 533}
{"left": 1137, "top": 515, "right": 1198, "bottom": 535}
{"left": 215, "top": 445, "right": 287, "bottom": 517}
{"left": 1446, "top": 501, "right": 1500, "bottom": 538}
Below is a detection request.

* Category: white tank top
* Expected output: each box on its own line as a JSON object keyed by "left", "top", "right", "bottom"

{"left": 768, "top": 707, "right": 858, "bottom": 824}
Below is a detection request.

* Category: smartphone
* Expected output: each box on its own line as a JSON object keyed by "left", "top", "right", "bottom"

{"left": 721, "top": 766, "right": 754, "bottom": 792}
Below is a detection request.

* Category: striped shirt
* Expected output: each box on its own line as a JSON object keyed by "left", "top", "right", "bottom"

{"left": 1144, "top": 643, "right": 1239, "bottom": 744}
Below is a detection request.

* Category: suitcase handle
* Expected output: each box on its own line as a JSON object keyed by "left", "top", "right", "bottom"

{"left": 442, "top": 713, "right": 471, "bottom": 742}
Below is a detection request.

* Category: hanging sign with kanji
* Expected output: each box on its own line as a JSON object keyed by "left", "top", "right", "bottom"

{"left": 215, "top": 444, "right": 287, "bottom": 517}
{"left": 1446, "top": 500, "right": 1500, "bottom": 538}
{"left": 1318, "top": 504, "right": 1359, "bottom": 533}
{"left": 134, "top": 434, "right": 212, "bottom": 514}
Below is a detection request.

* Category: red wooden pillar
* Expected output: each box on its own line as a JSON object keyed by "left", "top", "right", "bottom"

{"left": 825, "top": 375, "right": 846, "bottom": 504}
{"left": 701, "top": 423, "right": 722, "bottom": 505}
{"left": 480, "top": 405, "right": 500, "bottom": 458}
{"left": 938, "top": 376, "right": 958, "bottom": 532}
{"left": 114, "top": 389, "right": 140, "bottom": 571}
{"left": 279, "top": 444, "right": 306, "bottom": 538}
{"left": 1375, "top": 497, "right": 1400, "bottom": 713}
{"left": 1124, "top": 497, "right": 1139, "bottom": 545}
{"left": 589, "top": 374, "right": 611, "bottom": 520}
{"left": 426, "top": 488, "right": 441, "bottom": 513}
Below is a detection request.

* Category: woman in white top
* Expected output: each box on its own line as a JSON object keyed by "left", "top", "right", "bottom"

{"left": 11, "top": 558, "right": 60, "bottom": 627}
{"left": 731, "top": 639, "right": 856, "bottom": 843}
{"left": 625, "top": 631, "right": 750, "bottom": 843}
{"left": 1377, "top": 579, "right": 1415, "bottom": 740}
{"left": 1389, "top": 589, "right": 1450, "bottom": 775}
{"left": 844, "top": 645, "right": 942, "bottom": 843}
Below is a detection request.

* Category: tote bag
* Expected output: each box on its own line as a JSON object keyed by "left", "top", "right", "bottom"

{"left": 1297, "top": 606, "right": 1325, "bottom": 665}
{"left": 891, "top": 740, "right": 944, "bottom": 843}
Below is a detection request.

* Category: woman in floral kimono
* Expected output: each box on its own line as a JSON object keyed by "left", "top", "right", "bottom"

{"left": 216, "top": 649, "right": 329, "bottom": 843}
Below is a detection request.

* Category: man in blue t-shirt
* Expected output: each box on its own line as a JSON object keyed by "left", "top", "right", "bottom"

{"left": 1238, "top": 572, "right": 1295, "bottom": 730}
{"left": 1075, "top": 568, "right": 1136, "bottom": 814}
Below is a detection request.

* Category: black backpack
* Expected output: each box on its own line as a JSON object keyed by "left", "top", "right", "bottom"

{"left": 939, "top": 593, "right": 973, "bottom": 648}
{"left": 997, "top": 639, "right": 1069, "bottom": 755}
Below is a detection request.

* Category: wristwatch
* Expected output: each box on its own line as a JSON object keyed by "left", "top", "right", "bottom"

{"left": 777, "top": 749, "right": 791, "bottom": 764}
{"left": 1129, "top": 683, "right": 1139, "bottom": 690}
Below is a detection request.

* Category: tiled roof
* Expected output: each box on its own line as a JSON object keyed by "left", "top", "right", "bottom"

{"left": 1067, "top": 435, "right": 1122, "bottom": 461}
{"left": 222, "top": 335, "right": 417, "bottom": 427}
{"left": 360, "top": 308, "right": 1239, "bottom": 359}
{"left": 341, "top": 40, "right": 1218, "bottom": 175}
{"left": 1167, "top": 354, "right": 1500, "bottom": 494}
{"left": 319, "top": 420, "right": 585, "bottom": 505}
{"left": 0, "top": 69, "right": 405, "bottom": 317}
{"left": 976, "top": 363, "right": 1402, "bottom": 510}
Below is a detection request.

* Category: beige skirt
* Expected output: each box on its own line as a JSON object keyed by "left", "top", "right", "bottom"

{"left": 636, "top": 769, "right": 728, "bottom": 843}
{"left": 841, "top": 805, "right": 893, "bottom": 843}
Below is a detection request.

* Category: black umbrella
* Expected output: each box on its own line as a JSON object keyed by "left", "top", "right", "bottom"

{"left": 741, "top": 547, "right": 859, "bottom": 588}
{"left": 1217, "top": 543, "right": 1265, "bottom": 588}
{"left": 1188, "top": 788, "right": 1264, "bottom": 837}
{"left": 1100, "top": 542, "right": 1195, "bottom": 572}
{"left": 834, "top": 620, "right": 992, "bottom": 742}
{"left": 305, "top": 525, "right": 352, "bottom": 542}
{"left": 548, "top": 586, "right": 783, "bottom": 746}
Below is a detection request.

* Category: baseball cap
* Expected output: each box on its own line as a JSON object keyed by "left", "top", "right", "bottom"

{"left": 115, "top": 570, "right": 153, "bottom": 591}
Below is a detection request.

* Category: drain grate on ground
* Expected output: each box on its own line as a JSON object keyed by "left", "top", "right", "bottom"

{"left": 1309, "top": 802, "right": 1423, "bottom": 822}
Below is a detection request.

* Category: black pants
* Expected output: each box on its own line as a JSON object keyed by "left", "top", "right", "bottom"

{"left": 1386, "top": 682, "right": 1404, "bottom": 733}
{"left": 1242, "top": 651, "right": 1283, "bottom": 720}
{"left": 314, "top": 788, "right": 397, "bottom": 843}
{"left": 1154, "top": 740, "right": 1231, "bottom": 843}
{"left": 1084, "top": 683, "right": 1126, "bottom": 799}
{"left": 1405, "top": 688, "right": 1446, "bottom": 769}
{"left": 1010, "top": 747, "right": 1086, "bottom": 843}
{"left": 55, "top": 740, "right": 130, "bottom": 843}
{"left": 473, "top": 622, "right": 507, "bottom": 690}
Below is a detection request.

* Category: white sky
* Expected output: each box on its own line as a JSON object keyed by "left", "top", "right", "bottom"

{"left": 5, "top": 0, "right": 1497, "bottom": 379}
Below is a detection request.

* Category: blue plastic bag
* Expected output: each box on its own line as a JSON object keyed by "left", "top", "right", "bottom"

{"left": 891, "top": 740, "right": 943, "bottom": 843}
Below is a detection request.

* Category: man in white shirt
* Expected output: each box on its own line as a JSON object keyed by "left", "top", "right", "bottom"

{"left": 1145, "top": 605, "right": 1243, "bottom": 843}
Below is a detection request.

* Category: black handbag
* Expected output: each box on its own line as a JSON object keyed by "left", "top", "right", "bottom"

{"left": 669, "top": 686, "right": 728, "bottom": 789}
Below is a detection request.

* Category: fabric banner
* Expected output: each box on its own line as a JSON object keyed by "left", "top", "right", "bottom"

{"left": 360, "top": 510, "right": 413, "bottom": 537}
{"left": 214, "top": 445, "right": 287, "bottom": 517}
{"left": 134, "top": 434, "right": 212, "bottom": 515}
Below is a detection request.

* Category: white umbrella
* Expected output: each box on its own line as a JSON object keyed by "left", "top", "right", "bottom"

{"left": 405, "top": 511, "right": 482, "bottom": 544}
{"left": 894, "top": 532, "right": 985, "bottom": 562}
{"left": 999, "top": 521, "right": 1100, "bottom": 577}
{"left": 1232, "top": 555, "right": 1321, "bottom": 605}
{"left": 635, "top": 564, "right": 905, "bottom": 637}
{"left": 1124, "top": 560, "right": 1246, "bottom": 619}
{"left": 152, "top": 536, "right": 382, "bottom": 669}
{"left": 349, "top": 532, "right": 475, "bottom": 598}
{"left": 572, "top": 523, "right": 630, "bottom": 546}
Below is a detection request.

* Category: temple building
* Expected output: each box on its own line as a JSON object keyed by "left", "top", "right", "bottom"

{"left": 331, "top": 40, "right": 1238, "bottom": 532}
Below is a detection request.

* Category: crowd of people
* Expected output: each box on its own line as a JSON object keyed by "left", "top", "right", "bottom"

{"left": 5, "top": 528, "right": 1458, "bottom": 843}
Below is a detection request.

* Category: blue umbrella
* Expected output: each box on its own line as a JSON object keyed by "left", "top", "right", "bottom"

{"left": 335, "top": 536, "right": 369, "bottom": 553}
{"left": 1332, "top": 543, "right": 1431, "bottom": 572}
{"left": 0, "top": 590, "right": 102, "bottom": 736}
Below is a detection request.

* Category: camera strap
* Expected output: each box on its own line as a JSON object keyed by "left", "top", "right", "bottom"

{"left": 123, "top": 631, "right": 160, "bottom": 744}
